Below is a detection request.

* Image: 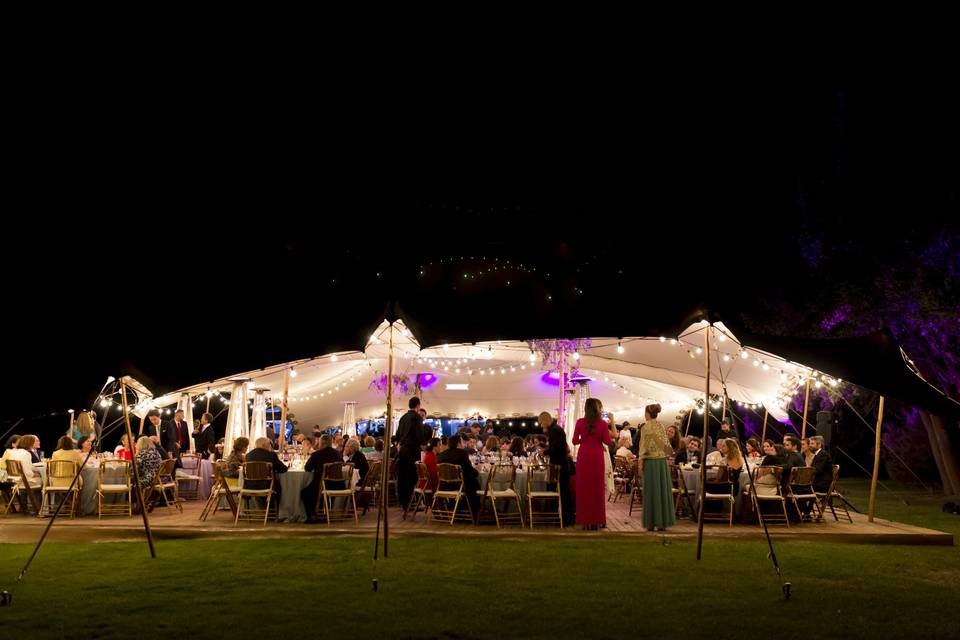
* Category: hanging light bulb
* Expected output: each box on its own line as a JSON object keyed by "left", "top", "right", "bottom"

{"left": 659, "top": 337, "right": 666, "bottom": 343}
{"left": 290, "top": 369, "right": 298, "bottom": 378}
{"left": 723, "top": 354, "right": 730, "bottom": 361}
{"left": 331, "top": 354, "right": 338, "bottom": 362}
{"left": 741, "top": 350, "right": 749, "bottom": 359}
{"left": 718, "top": 334, "right": 726, "bottom": 342}
{"left": 753, "top": 360, "right": 760, "bottom": 367}
{"left": 529, "top": 351, "right": 536, "bottom": 363}
{"left": 618, "top": 342, "right": 625, "bottom": 353}
{"left": 696, "top": 347, "right": 703, "bottom": 354}
{"left": 762, "top": 363, "right": 770, "bottom": 371}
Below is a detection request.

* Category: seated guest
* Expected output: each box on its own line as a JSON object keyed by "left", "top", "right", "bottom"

{"left": 482, "top": 436, "right": 500, "bottom": 456}
{"left": 115, "top": 434, "right": 136, "bottom": 461}
{"left": 223, "top": 437, "right": 250, "bottom": 479}
{"left": 343, "top": 440, "right": 370, "bottom": 484}
{"left": 5, "top": 435, "right": 42, "bottom": 487}
{"left": 76, "top": 435, "right": 95, "bottom": 460}
{"left": 436, "top": 437, "right": 448, "bottom": 455}
{"left": 722, "top": 439, "right": 744, "bottom": 496}
{"left": 462, "top": 437, "right": 478, "bottom": 456}
{"left": 757, "top": 442, "right": 786, "bottom": 495}
{"left": 615, "top": 434, "right": 636, "bottom": 460}
{"left": 299, "top": 436, "right": 316, "bottom": 457}
{"left": 665, "top": 425, "right": 681, "bottom": 454}
{"left": 802, "top": 437, "right": 815, "bottom": 467}
{"left": 245, "top": 436, "right": 287, "bottom": 495}
{"left": 421, "top": 438, "right": 439, "bottom": 492}
{"left": 745, "top": 438, "right": 762, "bottom": 459}
{"left": 703, "top": 436, "right": 718, "bottom": 457}
{"left": 134, "top": 436, "right": 163, "bottom": 488}
{"left": 782, "top": 435, "right": 806, "bottom": 472}
{"left": 3, "top": 434, "right": 21, "bottom": 456}
{"left": 705, "top": 439, "right": 725, "bottom": 466}
{"left": 366, "top": 438, "right": 384, "bottom": 462}
{"left": 52, "top": 435, "right": 85, "bottom": 469}
{"left": 509, "top": 436, "right": 527, "bottom": 459}
{"left": 809, "top": 436, "right": 833, "bottom": 492}
{"left": 436, "top": 433, "right": 479, "bottom": 521}
{"left": 674, "top": 437, "right": 701, "bottom": 465}
{"left": 361, "top": 436, "right": 376, "bottom": 456}
{"left": 148, "top": 435, "right": 169, "bottom": 462}
{"left": 302, "top": 435, "right": 342, "bottom": 523}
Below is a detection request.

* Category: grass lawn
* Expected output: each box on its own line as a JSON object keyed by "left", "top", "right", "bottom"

{"left": 1, "top": 480, "right": 958, "bottom": 640}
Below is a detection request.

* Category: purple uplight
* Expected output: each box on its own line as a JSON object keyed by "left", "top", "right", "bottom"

{"left": 419, "top": 373, "right": 439, "bottom": 389}
{"left": 540, "top": 371, "right": 561, "bottom": 386}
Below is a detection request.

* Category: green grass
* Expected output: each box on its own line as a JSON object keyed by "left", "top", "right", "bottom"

{"left": 1, "top": 479, "right": 958, "bottom": 640}
{"left": 840, "top": 478, "right": 960, "bottom": 537}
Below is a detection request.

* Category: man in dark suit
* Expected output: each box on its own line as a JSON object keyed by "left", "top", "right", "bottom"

{"left": 540, "top": 411, "right": 574, "bottom": 526}
{"left": 143, "top": 411, "right": 174, "bottom": 460}
{"left": 171, "top": 410, "right": 191, "bottom": 455}
{"left": 784, "top": 434, "right": 812, "bottom": 519}
{"left": 436, "top": 433, "right": 480, "bottom": 521}
{"left": 302, "top": 435, "right": 342, "bottom": 523}
{"left": 245, "top": 436, "right": 288, "bottom": 503}
{"left": 717, "top": 419, "right": 740, "bottom": 444}
{"left": 809, "top": 436, "right": 833, "bottom": 493}
{"left": 395, "top": 396, "right": 429, "bottom": 510}
{"left": 192, "top": 412, "right": 217, "bottom": 459}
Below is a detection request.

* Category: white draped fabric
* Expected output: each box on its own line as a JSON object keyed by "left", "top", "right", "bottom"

{"left": 249, "top": 389, "right": 268, "bottom": 446}
{"left": 342, "top": 402, "right": 357, "bottom": 436}
{"left": 223, "top": 382, "right": 249, "bottom": 458}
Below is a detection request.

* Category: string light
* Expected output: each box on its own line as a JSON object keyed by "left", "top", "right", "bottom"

{"left": 741, "top": 351, "right": 749, "bottom": 359}
{"left": 290, "top": 369, "right": 298, "bottom": 378}
{"left": 695, "top": 347, "right": 702, "bottom": 354}
{"left": 723, "top": 354, "right": 730, "bottom": 361}
{"left": 659, "top": 337, "right": 665, "bottom": 343}
{"left": 618, "top": 342, "right": 625, "bottom": 353}
{"left": 331, "top": 354, "right": 338, "bottom": 362}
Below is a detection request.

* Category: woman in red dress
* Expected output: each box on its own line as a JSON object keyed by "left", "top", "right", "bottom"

{"left": 420, "top": 437, "right": 439, "bottom": 492}
{"left": 573, "top": 397, "right": 612, "bottom": 529}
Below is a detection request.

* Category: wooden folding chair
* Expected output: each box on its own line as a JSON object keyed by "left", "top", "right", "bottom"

{"left": 41, "top": 460, "right": 80, "bottom": 518}
{"left": 815, "top": 465, "right": 852, "bottom": 523}
{"left": 430, "top": 463, "right": 474, "bottom": 525}
{"left": 751, "top": 466, "right": 790, "bottom": 526}
{"left": 526, "top": 463, "right": 562, "bottom": 528}
{"left": 200, "top": 462, "right": 239, "bottom": 521}
{"left": 235, "top": 461, "right": 277, "bottom": 526}
{"left": 176, "top": 453, "right": 202, "bottom": 500}
{"left": 317, "top": 462, "right": 358, "bottom": 525}
{"left": 97, "top": 459, "right": 132, "bottom": 517}
{"left": 403, "top": 462, "right": 434, "bottom": 521}
{"left": 479, "top": 463, "right": 524, "bottom": 528}
{"left": 787, "top": 466, "right": 821, "bottom": 522}
{"left": 3, "top": 459, "right": 42, "bottom": 516}
{"left": 701, "top": 465, "right": 735, "bottom": 527}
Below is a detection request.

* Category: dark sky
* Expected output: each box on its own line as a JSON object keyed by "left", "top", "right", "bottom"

{"left": 2, "top": 81, "right": 956, "bottom": 431}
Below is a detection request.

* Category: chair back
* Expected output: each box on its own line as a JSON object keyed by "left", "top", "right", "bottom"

{"left": 180, "top": 454, "right": 201, "bottom": 473}
{"left": 488, "top": 463, "right": 516, "bottom": 490}
{"left": 437, "top": 463, "right": 464, "bottom": 490}
{"left": 706, "top": 464, "right": 732, "bottom": 484}
{"left": 321, "top": 462, "right": 353, "bottom": 488}
{"left": 6, "top": 459, "right": 31, "bottom": 488}
{"left": 415, "top": 461, "right": 432, "bottom": 484}
{"left": 789, "top": 466, "right": 815, "bottom": 485}
{"left": 46, "top": 460, "right": 79, "bottom": 489}
{"left": 753, "top": 465, "right": 783, "bottom": 492}
{"left": 242, "top": 461, "right": 273, "bottom": 482}
{"left": 99, "top": 459, "right": 131, "bottom": 488}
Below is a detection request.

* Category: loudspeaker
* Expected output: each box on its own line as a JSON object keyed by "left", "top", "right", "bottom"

{"left": 816, "top": 411, "right": 833, "bottom": 447}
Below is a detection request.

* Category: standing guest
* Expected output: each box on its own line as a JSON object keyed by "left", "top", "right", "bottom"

{"left": 717, "top": 418, "right": 739, "bottom": 443}
{"left": 171, "top": 410, "right": 190, "bottom": 455}
{"left": 70, "top": 411, "right": 97, "bottom": 443}
{"left": 638, "top": 403, "right": 675, "bottom": 532}
{"left": 395, "top": 397, "right": 429, "bottom": 510}
{"left": 573, "top": 398, "right": 612, "bottom": 530}
{"left": 193, "top": 413, "right": 217, "bottom": 460}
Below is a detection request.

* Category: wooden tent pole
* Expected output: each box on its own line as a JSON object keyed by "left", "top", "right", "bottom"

{"left": 121, "top": 379, "right": 156, "bottom": 558}
{"left": 761, "top": 407, "right": 769, "bottom": 443}
{"left": 800, "top": 378, "right": 811, "bottom": 440}
{"left": 868, "top": 396, "right": 886, "bottom": 522}
{"left": 696, "top": 326, "right": 711, "bottom": 560}
{"left": 382, "top": 323, "right": 395, "bottom": 557}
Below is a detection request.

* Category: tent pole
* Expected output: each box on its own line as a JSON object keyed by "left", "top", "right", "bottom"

{"left": 696, "top": 326, "right": 711, "bottom": 560}
{"left": 121, "top": 379, "right": 156, "bottom": 558}
{"left": 683, "top": 408, "right": 693, "bottom": 437}
{"left": 721, "top": 394, "right": 728, "bottom": 424}
{"left": 800, "top": 378, "right": 811, "bottom": 440}
{"left": 868, "top": 396, "right": 886, "bottom": 522}
{"left": 382, "top": 323, "right": 395, "bottom": 557}
{"left": 68, "top": 410, "right": 75, "bottom": 439}
{"left": 279, "top": 370, "right": 290, "bottom": 447}
{"left": 761, "top": 407, "right": 769, "bottom": 443}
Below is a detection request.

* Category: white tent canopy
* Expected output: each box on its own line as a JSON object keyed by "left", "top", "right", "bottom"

{"left": 137, "top": 319, "right": 816, "bottom": 434}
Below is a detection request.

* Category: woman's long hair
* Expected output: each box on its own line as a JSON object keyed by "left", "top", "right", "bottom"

{"left": 583, "top": 398, "right": 602, "bottom": 435}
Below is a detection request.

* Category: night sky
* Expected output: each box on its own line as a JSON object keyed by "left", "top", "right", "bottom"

{"left": 2, "top": 82, "right": 956, "bottom": 449}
